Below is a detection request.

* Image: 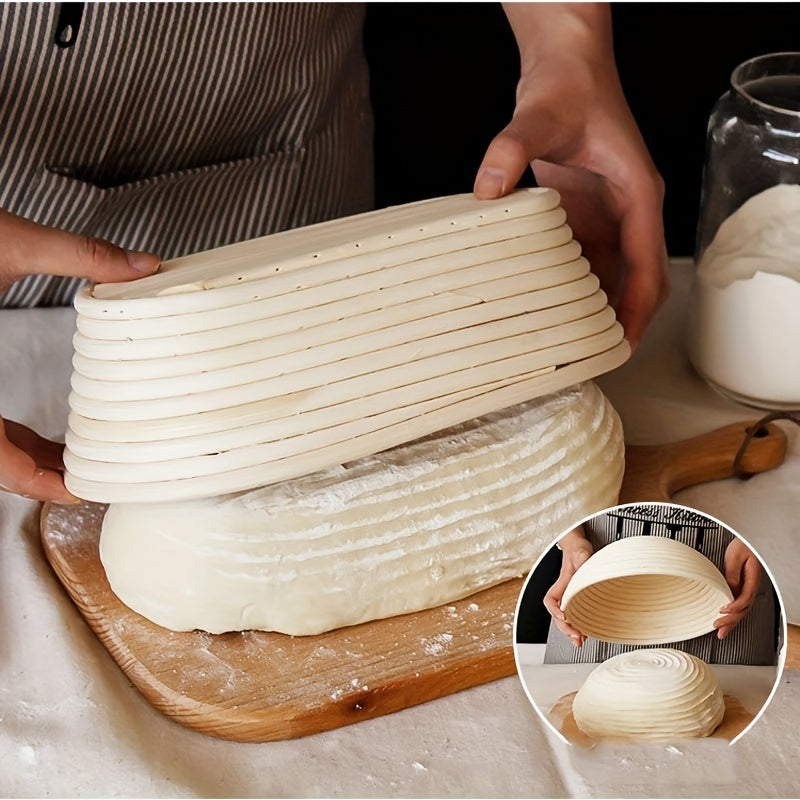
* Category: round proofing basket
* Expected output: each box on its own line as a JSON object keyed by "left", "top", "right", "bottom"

{"left": 561, "top": 536, "right": 734, "bottom": 645}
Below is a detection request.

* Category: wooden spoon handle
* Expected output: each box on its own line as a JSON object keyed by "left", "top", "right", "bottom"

{"left": 620, "top": 420, "right": 788, "bottom": 504}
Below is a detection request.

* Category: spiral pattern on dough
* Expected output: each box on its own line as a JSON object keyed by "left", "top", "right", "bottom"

{"left": 561, "top": 536, "right": 733, "bottom": 645}
{"left": 572, "top": 648, "right": 725, "bottom": 740}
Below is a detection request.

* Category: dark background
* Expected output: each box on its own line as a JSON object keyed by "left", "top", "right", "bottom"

{"left": 365, "top": 3, "right": 799, "bottom": 642}
{"left": 364, "top": 2, "right": 800, "bottom": 257}
{"left": 515, "top": 543, "right": 561, "bottom": 643}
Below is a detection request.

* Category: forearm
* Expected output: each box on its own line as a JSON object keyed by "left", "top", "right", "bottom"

{"left": 494, "top": 2, "right": 634, "bottom": 169}
{"left": 502, "top": 3, "right": 615, "bottom": 73}
{"left": 558, "top": 525, "right": 590, "bottom": 554}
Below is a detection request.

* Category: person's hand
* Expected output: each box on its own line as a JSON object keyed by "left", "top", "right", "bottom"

{"left": 715, "top": 537, "right": 762, "bottom": 640}
{"left": 543, "top": 527, "right": 594, "bottom": 647}
{"left": 0, "top": 416, "right": 77, "bottom": 503}
{"left": 0, "top": 207, "right": 159, "bottom": 295}
{"left": 0, "top": 208, "right": 159, "bottom": 503}
{"left": 474, "top": 3, "right": 668, "bottom": 350}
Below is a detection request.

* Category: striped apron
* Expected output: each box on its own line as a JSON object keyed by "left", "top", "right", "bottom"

{"left": 544, "top": 504, "right": 779, "bottom": 665}
{"left": 0, "top": 2, "right": 374, "bottom": 307}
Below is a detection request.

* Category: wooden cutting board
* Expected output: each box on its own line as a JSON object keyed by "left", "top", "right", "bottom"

{"left": 41, "top": 418, "right": 792, "bottom": 743}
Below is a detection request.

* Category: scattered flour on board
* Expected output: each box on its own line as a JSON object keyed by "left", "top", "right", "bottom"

{"left": 421, "top": 632, "right": 453, "bottom": 656}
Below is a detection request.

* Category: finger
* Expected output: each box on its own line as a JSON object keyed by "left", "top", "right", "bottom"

{"left": 613, "top": 187, "right": 668, "bottom": 349}
{"left": 714, "top": 611, "right": 746, "bottom": 633}
{"left": 474, "top": 101, "right": 570, "bottom": 200}
{"left": 720, "top": 562, "right": 761, "bottom": 615}
{"left": 0, "top": 424, "right": 76, "bottom": 503}
{"left": 542, "top": 594, "right": 565, "bottom": 620}
{"left": 474, "top": 128, "right": 531, "bottom": 200}
{"left": 723, "top": 553, "right": 747, "bottom": 596}
{"left": 719, "top": 595, "right": 753, "bottom": 615}
{"left": 543, "top": 592, "right": 566, "bottom": 621}
{"left": 553, "top": 616, "right": 584, "bottom": 645}
{"left": 714, "top": 612, "right": 742, "bottom": 627}
{"left": 741, "top": 556, "right": 762, "bottom": 601}
{"left": 547, "top": 568, "right": 575, "bottom": 612}
{"left": 716, "top": 623, "right": 734, "bottom": 641}
{"left": 543, "top": 545, "right": 591, "bottom": 621}
{"left": 2, "top": 209, "right": 159, "bottom": 289}
{"left": 720, "top": 562, "right": 759, "bottom": 613}
{"left": 3, "top": 419, "right": 65, "bottom": 470}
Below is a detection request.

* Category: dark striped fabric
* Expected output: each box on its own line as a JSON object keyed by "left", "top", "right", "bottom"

{"left": 544, "top": 504, "right": 779, "bottom": 665}
{"left": 0, "top": 2, "right": 373, "bottom": 307}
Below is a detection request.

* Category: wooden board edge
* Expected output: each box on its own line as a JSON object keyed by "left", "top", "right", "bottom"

{"left": 40, "top": 502, "right": 519, "bottom": 742}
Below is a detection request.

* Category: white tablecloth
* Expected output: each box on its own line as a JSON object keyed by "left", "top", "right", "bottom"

{"left": 1, "top": 260, "right": 799, "bottom": 798}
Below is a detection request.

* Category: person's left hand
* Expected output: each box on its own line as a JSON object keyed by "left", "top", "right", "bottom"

{"left": 474, "top": 3, "right": 668, "bottom": 350}
{"left": 543, "top": 527, "right": 594, "bottom": 647}
{"left": 715, "top": 537, "right": 762, "bottom": 640}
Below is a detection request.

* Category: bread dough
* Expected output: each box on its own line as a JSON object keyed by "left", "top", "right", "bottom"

{"left": 561, "top": 535, "right": 733, "bottom": 645}
{"left": 99, "top": 381, "right": 624, "bottom": 635}
{"left": 572, "top": 648, "right": 725, "bottom": 740}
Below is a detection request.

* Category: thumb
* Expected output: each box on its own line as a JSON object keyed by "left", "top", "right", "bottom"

{"left": 474, "top": 101, "right": 567, "bottom": 201}
{"left": 724, "top": 555, "right": 744, "bottom": 597}
{"left": 544, "top": 574, "right": 570, "bottom": 620}
{"left": 474, "top": 128, "right": 532, "bottom": 200}
{"left": 2, "top": 209, "right": 159, "bottom": 289}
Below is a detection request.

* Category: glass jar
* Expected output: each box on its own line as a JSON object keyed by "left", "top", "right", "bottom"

{"left": 688, "top": 52, "right": 800, "bottom": 410}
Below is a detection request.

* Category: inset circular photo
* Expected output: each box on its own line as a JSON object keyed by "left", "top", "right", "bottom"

{"left": 513, "top": 502, "right": 786, "bottom": 747}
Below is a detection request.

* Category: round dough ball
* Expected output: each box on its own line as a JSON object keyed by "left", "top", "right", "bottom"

{"left": 573, "top": 648, "right": 725, "bottom": 741}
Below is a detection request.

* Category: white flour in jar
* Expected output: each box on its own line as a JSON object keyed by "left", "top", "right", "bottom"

{"left": 689, "top": 184, "right": 800, "bottom": 407}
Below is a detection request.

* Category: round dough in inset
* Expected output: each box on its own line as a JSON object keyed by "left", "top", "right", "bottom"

{"left": 572, "top": 648, "right": 725, "bottom": 740}
{"left": 99, "top": 381, "right": 623, "bottom": 635}
{"left": 561, "top": 536, "right": 733, "bottom": 645}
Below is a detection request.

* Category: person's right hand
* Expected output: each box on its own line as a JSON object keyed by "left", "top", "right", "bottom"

{"left": 0, "top": 208, "right": 160, "bottom": 504}
{"left": 543, "top": 526, "right": 594, "bottom": 647}
{"left": 0, "top": 208, "right": 159, "bottom": 294}
{"left": 0, "top": 416, "right": 76, "bottom": 503}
